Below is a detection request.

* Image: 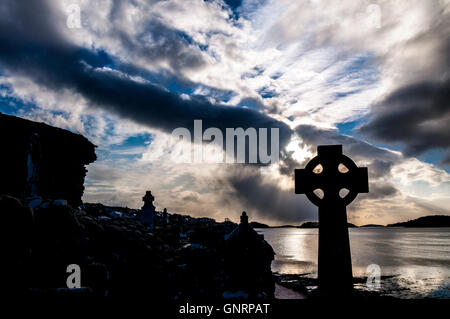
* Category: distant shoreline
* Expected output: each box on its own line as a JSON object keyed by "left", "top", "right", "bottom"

{"left": 251, "top": 215, "right": 450, "bottom": 229}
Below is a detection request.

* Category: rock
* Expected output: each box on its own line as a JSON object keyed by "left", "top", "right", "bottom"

{"left": 85, "top": 263, "right": 109, "bottom": 296}
{"left": 98, "top": 216, "right": 111, "bottom": 222}
{"left": 34, "top": 203, "right": 81, "bottom": 237}
{"left": 0, "top": 113, "right": 96, "bottom": 207}
{"left": 28, "top": 198, "right": 42, "bottom": 209}
{"left": 0, "top": 195, "right": 34, "bottom": 255}
{"left": 109, "top": 211, "right": 123, "bottom": 219}
{"left": 0, "top": 192, "right": 276, "bottom": 300}
{"left": 31, "top": 202, "right": 84, "bottom": 288}
{"left": 53, "top": 199, "right": 68, "bottom": 207}
{"left": 0, "top": 195, "right": 34, "bottom": 291}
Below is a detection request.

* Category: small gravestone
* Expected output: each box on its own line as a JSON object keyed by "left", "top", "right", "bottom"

{"left": 224, "top": 212, "right": 275, "bottom": 298}
{"left": 162, "top": 208, "right": 169, "bottom": 227}
{"left": 141, "top": 191, "right": 156, "bottom": 229}
{"left": 295, "top": 145, "right": 368, "bottom": 295}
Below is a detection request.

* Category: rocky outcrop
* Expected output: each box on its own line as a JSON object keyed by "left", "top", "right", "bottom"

{"left": 0, "top": 195, "right": 275, "bottom": 299}
{"left": 0, "top": 113, "right": 96, "bottom": 207}
{"left": 387, "top": 215, "right": 450, "bottom": 227}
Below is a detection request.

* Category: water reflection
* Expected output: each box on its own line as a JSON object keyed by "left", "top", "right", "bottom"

{"left": 257, "top": 227, "right": 450, "bottom": 298}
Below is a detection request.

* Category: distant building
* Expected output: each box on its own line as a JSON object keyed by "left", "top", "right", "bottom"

{"left": 0, "top": 113, "right": 96, "bottom": 207}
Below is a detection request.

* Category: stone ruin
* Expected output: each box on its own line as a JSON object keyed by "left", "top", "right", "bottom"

{"left": 0, "top": 113, "right": 96, "bottom": 207}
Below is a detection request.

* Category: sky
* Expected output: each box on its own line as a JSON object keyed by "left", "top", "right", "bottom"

{"left": 0, "top": 0, "right": 449, "bottom": 226}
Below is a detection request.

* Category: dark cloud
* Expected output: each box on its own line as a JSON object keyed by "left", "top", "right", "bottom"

{"left": 359, "top": 182, "right": 399, "bottom": 200}
{"left": 181, "top": 193, "right": 200, "bottom": 202}
{"left": 295, "top": 124, "right": 400, "bottom": 164}
{"left": 107, "top": 0, "right": 206, "bottom": 72}
{"left": 237, "top": 97, "right": 265, "bottom": 110}
{"left": 224, "top": 165, "right": 316, "bottom": 224}
{"left": 359, "top": 25, "right": 450, "bottom": 165}
{"left": 441, "top": 153, "right": 450, "bottom": 166}
{"left": 278, "top": 149, "right": 302, "bottom": 177}
{"left": 114, "top": 19, "right": 206, "bottom": 71}
{"left": 0, "top": 0, "right": 67, "bottom": 47}
{"left": 368, "top": 159, "right": 394, "bottom": 179}
{"left": 359, "top": 79, "right": 450, "bottom": 163}
{"left": 0, "top": 0, "right": 292, "bottom": 155}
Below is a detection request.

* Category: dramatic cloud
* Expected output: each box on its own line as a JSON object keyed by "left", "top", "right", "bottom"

{"left": 359, "top": 17, "right": 450, "bottom": 165}
{"left": 224, "top": 165, "right": 317, "bottom": 224}
{"left": 360, "top": 79, "right": 450, "bottom": 164}
{"left": 295, "top": 125, "right": 400, "bottom": 164}
{"left": 0, "top": 0, "right": 291, "bottom": 150}
{"left": 0, "top": 0, "right": 449, "bottom": 225}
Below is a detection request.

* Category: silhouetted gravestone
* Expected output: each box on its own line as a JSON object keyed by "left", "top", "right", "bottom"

{"left": 295, "top": 145, "right": 368, "bottom": 295}
{"left": 162, "top": 208, "right": 169, "bottom": 227}
{"left": 141, "top": 191, "right": 156, "bottom": 229}
{"left": 224, "top": 212, "right": 275, "bottom": 298}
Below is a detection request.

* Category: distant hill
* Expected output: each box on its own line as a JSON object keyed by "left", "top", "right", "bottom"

{"left": 298, "top": 221, "right": 319, "bottom": 228}
{"left": 249, "top": 222, "right": 270, "bottom": 228}
{"left": 251, "top": 215, "right": 450, "bottom": 229}
{"left": 271, "top": 225, "right": 297, "bottom": 228}
{"left": 251, "top": 223, "right": 298, "bottom": 228}
{"left": 360, "top": 224, "right": 385, "bottom": 227}
{"left": 297, "top": 221, "right": 357, "bottom": 228}
{"left": 387, "top": 215, "right": 450, "bottom": 227}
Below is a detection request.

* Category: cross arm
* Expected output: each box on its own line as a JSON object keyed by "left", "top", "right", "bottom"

{"left": 295, "top": 169, "right": 326, "bottom": 194}
{"left": 337, "top": 167, "right": 369, "bottom": 193}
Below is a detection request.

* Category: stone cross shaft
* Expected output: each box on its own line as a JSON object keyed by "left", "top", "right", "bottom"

{"left": 295, "top": 145, "right": 368, "bottom": 294}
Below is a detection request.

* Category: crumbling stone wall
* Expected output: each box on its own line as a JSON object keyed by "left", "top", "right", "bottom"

{"left": 0, "top": 113, "right": 96, "bottom": 207}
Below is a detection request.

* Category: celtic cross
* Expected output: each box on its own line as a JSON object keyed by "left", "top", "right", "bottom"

{"left": 295, "top": 145, "right": 368, "bottom": 295}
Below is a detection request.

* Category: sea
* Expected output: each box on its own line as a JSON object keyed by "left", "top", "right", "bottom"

{"left": 256, "top": 227, "right": 450, "bottom": 298}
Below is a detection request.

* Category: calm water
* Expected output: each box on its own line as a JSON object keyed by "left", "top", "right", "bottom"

{"left": 256, "top": 227, "right": 450, "bottom": 298}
